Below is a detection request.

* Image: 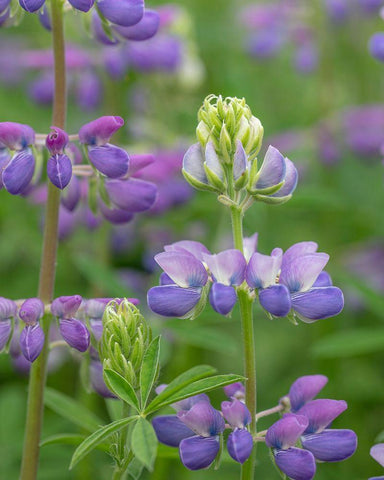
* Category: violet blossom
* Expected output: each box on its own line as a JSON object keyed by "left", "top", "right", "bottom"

{"left": 370, "top": 443, "right": 384, "bottom": 479}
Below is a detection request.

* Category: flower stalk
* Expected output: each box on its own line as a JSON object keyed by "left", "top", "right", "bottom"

{"left": 20, "top": 1, "right": 66, "bottom": 478}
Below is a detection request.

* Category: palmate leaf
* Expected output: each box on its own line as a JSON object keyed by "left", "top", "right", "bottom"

{"left": 103, "top": 369, "right": 140, "bottom": 412}
{"left": 44, "top": 388, "right": 103, "bottom": 432}
{"left": 70, "top": 416, "right": 138, "bottom": 469}
{"left": 144, "top": 364, "right": 216, "bottom": 414}
{"left": 131, "top": 418, "right": 158, "bottom": 471}
{"left": 145, "top": 372, "right": 245, "bottom": 415}
{"left": 140, "top": 336, "right": 161, "bottom": 409}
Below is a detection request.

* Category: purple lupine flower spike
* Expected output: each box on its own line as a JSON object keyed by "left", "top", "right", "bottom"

{"left": 19, "top": 298, "right": 45, "bottom": 325}
{"left": 88, "top": 144, "right": 129, "bottom": 178}
{"left": 59, "top": 318, "right": 90, "bottom": 352}
{"left": 47, "top": 154, "right": 72, "bottom": 189}
{"left": 78, "top": 116, "right": 124, "bottom": 146}
{"left": 0, "top": 122, "right": 35, "bottom": 150}
{"left": 288, "top": 374, "right": 328, "bottom": 412}
{"left": 51, "top": 295, "right": 82, "bottom": 318}
{"left": 46, "top": 127, "right": 68, "bottom": 155}
{"left": 114, "top": 9, "right": 160, "bottom": 41}
{"left": 96, "top": 0, "right": 144, "bottom": 27}
{"left": 3, "top": 149, "right": 35, "bottom": 195}
{"left": 20, "top": 324, "right": 45, "bottom": 362}
{"left": 68, "top": 0, "right": 94, "bottom": 12}
{"left": 19, "top": 0, "right": 45, "bottom": 13}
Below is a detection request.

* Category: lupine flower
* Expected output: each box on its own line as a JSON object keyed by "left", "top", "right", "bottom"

{"left": 0, "top": 297, "right": 17, "bottom": 351}
{"left": 285, "top": 374, "right": 329, "bottom": 412}
{"left": 153, "top": 398, "right": 225, "bottom": 470}
{"left": 224, "top": 382, "right": 246, "bottom": 401}
{"left": 19, "top": 0, "right": 45, "bottom": 13}
{"left": 246, "top": 240, "right": 344, "bottom": 322}
{"left": 370, "top": 32, "right": 384, "bottom": 62}
{"left": 97, "top": 0, "right": 145, "bottom": 27}
{"left": 222, "top": 399, "right": 253, "bottom": 464}
{"left": 0, "top": 122, "right": 35, "bottom": 150}
{"left": 369, "top": 443, "right": 384, "bottom": 480}
{"left": 19, "top": 298, "right": 45, "bottom": 362}
{"left": 68, "top": 0, "right": 94, "bottom": 13}
{"left": 114, "top": 9, "right": 160, "bottom": 41}
{"left": 90, "top": 358, "right": 115, "bottom": 398}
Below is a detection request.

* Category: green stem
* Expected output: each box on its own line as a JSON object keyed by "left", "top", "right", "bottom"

{"left": 231, "top": 207, "right": 257, "bottom": 480}
{"left": 19, "top": 1, "right": 66, "bottom": 479}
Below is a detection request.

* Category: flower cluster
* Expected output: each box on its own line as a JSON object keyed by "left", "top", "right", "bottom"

{"left": 370, "top": 443, "right": 384, "bottom": 479}
{"left": 266, "top": 374, "right": 357, "bottom": 480}
{"left": 147, "top": 236, "right": 344, "bottom": 323}
{"left": 152, "top": 386, "right": 253, "bottom": 470}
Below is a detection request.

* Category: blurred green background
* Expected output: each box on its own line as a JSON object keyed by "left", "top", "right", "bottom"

{"left": 1, "top": 0, "right": 384, "bottom": 479}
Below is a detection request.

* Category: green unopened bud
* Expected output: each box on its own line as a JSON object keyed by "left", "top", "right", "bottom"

{"left": 219, "top": 124, "right": 232, "bottom": 164}
{"left": 100, "top": 300, "right": 152, "bottom": 389}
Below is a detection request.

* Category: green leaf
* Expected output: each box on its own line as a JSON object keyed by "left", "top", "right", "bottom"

{"left": 44, "top": 388, "right": 103, "bottom": 432}
{"left": 145, "top": 365, "right": 216, "bottom": 414}
{"left": 40, "top": 434, "right": 110, "bottom": 452}
{"left": 70, "top": 416, "right": 137, "bottom": 469}
{"left": 131, "top": 418, "right": 158, "bottom": 471}
{"left": 312, "top": 328, "right": 384, "bottom": 358}
{"left": 140, "top": 336, "right": 161, "bottom": 408}
{"left": 126, "top": 458, "right": 144, "bottom": 480}
{"left": 103, "top": 369, "right": 140, "bottom": 412}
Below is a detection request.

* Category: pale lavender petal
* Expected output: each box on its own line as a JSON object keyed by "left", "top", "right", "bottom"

{"left": 90, "top": 319, "right": 103, "bottom": 342}
{"left": 255, "top": 145, "right": 286, "bottom": 190}
{"left": 227, "top": 429, "right": 253, "bottom": 464}
{"left": 20, "top": 324, "right": 45, "bottom": 362}
{"left": 51, "top": 295, "right": 82, "bottom": 318}
{"left": 183, "top": 143, "right": 208, "bottom": 185}
{"left": 128, "top": 153, "right": 155, "bottom": 175}
{"left": 99, "top": 202, "right": 134, "bottom": 224}
{"left": 61, "top": 175, "right": 81, "bottom": 211}
{"left": 59, "top": 318, "right": 90, "bottom": 352}
{"left": 302, "top": 429, "right": 357, "bottom": 462}
{"left": 147, "top": 285, "right": 201, "bottom": 318}
{"left": 204, "top": 141, "right": 224, "bottom": 181}
{"left": 259, "top": 284, "right": 291, "bottom": 317}
{"left": 281, "top": 242, "right": 318, "bottom": 271}
{"left": 297, "top": 399, "right": 347, "bottom": 434}
{"left": 274, "top": 447, "right": 316, "bottom": 480}
{"left": 88, "top": 144, "right": 129, "bottom": 178}
{"left": 178, "top": 401, "right": 225, "bottom": 437}
{"left": 243, "top": 233, "right": 258, "bottom": 262}
{"left": 18, "top": 298, "right": 44, "bottom": 325}
{"left": 79, "top": 116, "right": 124, "bottom": 146}
{"left": 47, "top": 154, "right": 72, "bottom": 189}
{"left": 291, "top": 287, "right": 344, "bottom": 322}
{"left": 0, "top": 319, "right": 12, "bottom": 351}
{"left": 97, "top": 0, "right": 144, "bottom": 27}
{"left": 233, "top": 140, "right": 247, "bottom": 182}
{"left": 221, "top": 399, "right": 251, "bottom": 428}
{"left": 246, "top": 250, "right": 282, "bottom": 289}
{"left": 288, "top": 375, "right": 328, "bottom": 412}
{"left": 280, "top": 253, "right": 329, "bottom": 293}
{"left": 164, "top": 240, "right": 210, "bottom": 261}
{"left": 155, "top": 251, "right": 208, "bottom": 288}
{"left": 272, "top": 157, "right": 298, "bottom": 197}
{"left": 209, "top": 283, "right": 237, "bottom": 315}
{"left": 371, "top": 444, "right": 384, "bottom": 467}
{"left": 114, "top": 10, "right": 160, "bottom": 41}
{"left": 203, "top": 249, "right": 246, "bottom": 286}
{"left": 179, "top": 435, "right": 220, "bottom": 470}
{"left": 152, "top": 415, "right": 194, "bottom": 447}
{"left": 3, "top": 149, "right": 35, "bottom": 195}
{"left": 266, "top": 414, "right": 309, "bottom": 449}
{"left": 224, "top": 382, "right": 245, "bottom": 400}
{"left": 312, "top": 271, "right": 332, "bottom": 287}
{"left": 106, "top": 178, "right": 157, "bottom": 212}
{"left": 19, "top": 0, "right": 45, "bottom": 13}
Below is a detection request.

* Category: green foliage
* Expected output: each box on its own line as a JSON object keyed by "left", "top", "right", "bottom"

{"left": 140, "top": 336, "right": 161, "bottom": 408}
{"left": 103, "top": 369, "right": 140, "bottom": 412}
{"left": 131, "top": 418, "right": 158, "bottom": 471}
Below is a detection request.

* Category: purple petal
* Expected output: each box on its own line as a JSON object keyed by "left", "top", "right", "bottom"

{"left": 128, "top": 153, "right": 155, "bottom": 175}
{"left": 224, "top": 382, "right": 245, "bottom": 400}
{"left": 159, "top": 272, "right": 174, "bottom": 286}
{"left": 227, "top": 429, "right": 253, "bottom": 464}
{"left": 3, "top": 149, "right": 35, "bottom": 195}
{"left": 47, "top": 154, "right": 72, "bottom": 190}
{"left": 312, "top": 271, "right": 332, "bottom": 287}
{"left": 51, "top": 295, "right": 82, "bottom": 318}
{"left": 0, "top": 319, "right": 12, "bottom": 350}
{"left": 297, "top": 399, "right": 347, "bottom": 434}
{"left": 106, "top": 178, "right": 157, "bottom": 212}
{"left": 18, "top": 298, "right": 44, "bottom": 325}
{"left": 179, "top": 435, "right": 220, "bottom": 470}
{"left": 68, "top": 0, "right": 94, "bottom": 12}
{"left": 0, "top": 122, "right": 35, "bottom": 150}
{"left": 114, "top": 10, "right": 160, "bottom": 41}
{"left": 291, "top": 287, "right": 344, "bottom": 322}
{"left": 147, "top": 285, "right": 201, "bottom": 318}
{"left": 97, "top": 0, "right": 144, "bottom": 27}
{"left": 281, "top": 242, "right": 318, "bottom": 271}
{"left": 152, "top": 415, "right": 195, "bottom": 447}
{"left": 280, "top": 253, "right": 329, "bottom": 293}
{"left": 288, "top": 375, "right": 328, "bottom": 412}
{"left": 59, "top": 318, "right": 90, "bottom": 352}
{"left": 243, "top": 233, "right": 258, "bottom": 262}
{"left": 233, "top": 140, "right": 247, "bottom": 182}
{"left": 370, "top": 33, "right": 384, "bottom": 62}
{"left": 266, "top": 414, "right": 309, "bottom": 449}
{"left": 272, "top": 157, "right": 298, "bottom": 197}
{"left": 204, "top": 141, "right": 224, "bottom": 181}
{"left": 172, "top": 394, "right": 210, "bottom": 412}
{"left": 86, "top": 298, "right": 110, "bottom": 319}
{"left": 221, "top": 399, "right": 251, "bottom": 429}
{"left": 183, "top": 143, "right": 208, "bottom": 185}
{"left": 155, "top": 251, "right": 208, "bottom": 288}
{"left": 0, "top": 297, "right": 17, "bottom": 319}
{"left": 46, "top": 127, "right": 68, "bottom": 155}
{"left": 90, "top": 319, "right": 103, "bottom": 342}
{"left": 259, "top": 284, "right": 291, "bottom": 317}
{"left": 0, "top": 149, "right": 11, "bottom": 189}
{"left": 90, "top": 360, "right": 115, "bottom": 398}
{"left": 91, "top": 11, "right": 120, "bottom": 45}
{"left": 99, "top": 201, "right": 134, "bottom": 224}
{"left": 0, "top": 6, "right": 9, "bottom": 25}
{"left": 0, "top": 0, "right": 10, "bottom": 14}
{"left": 78, "top": 116, "right": 124, "bottom": 146}
{"left": 274, "top": 447, "right": 316, "bottom": 480}
{"left": 20, "top": 324, "right": 45, "bottom": 362}
{"left": 302, "top": 429, "right": 357, "bottom": 462}
{"left": 76, "top": 72, "right": 103, "bottom": 111}
{"left": 19, "top": 0, "right": 45, "bottom": 13}
{"left": 371, "top": 444, "right": 384, "bottom": 467}
{"left": 209, "top": 283, "right": 237, "bottom": 315}
{"left": 246, "top": 250, "right": 282, "bottom": 289}
{"left": 255, "top": 145, "right": 286, "bottom": 190}
{"left": 178, "top": 401, "right": 225, "bottom": 437}
{"left": 164, "top": 240, "right": 210, "bottom": 261}
{"left": 88, "top": 144, "right": 129, "bottom": 178}
{"left": 203, "top": 249, "right": 246, "bottom": 286}
{"left": 61, "top": 175, "right": 81, "bottom": 211}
